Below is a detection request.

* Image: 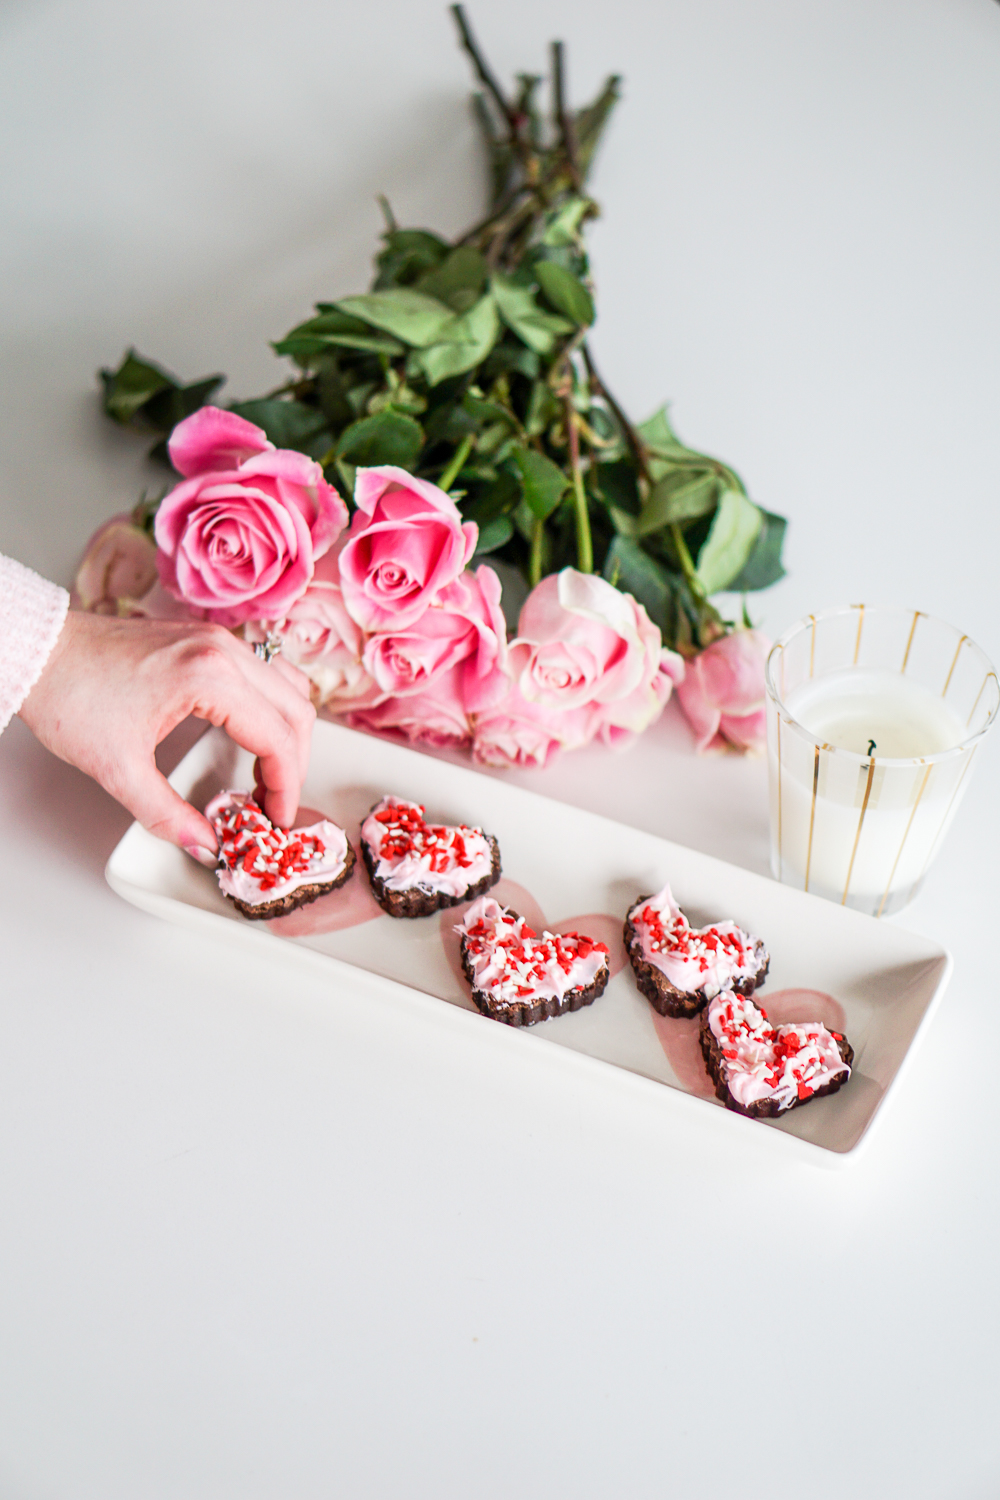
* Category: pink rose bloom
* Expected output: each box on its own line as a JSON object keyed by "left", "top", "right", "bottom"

{"left": 337, "top": 465, "right": 477, "bottom": 633}
{"left": 509, "top": 569, "right": 684, "bottom": 740}
{"left": 676, "top": 628, "right": 771, "bottom": 754}
{"left": 362, "top": 565, "right": 509, "bottom": 713}
{"left": 345, "top": 664, "right": 472, "bottom": 750}
{"left": 154, "top": 406, "right": 348, "bottom": 627}
{"left": 250, "top": 552, "right": 381, "bottom": 713}
{"left": 472, "top": 686, "right": 594, "bottom": 770}
{"left": 73, "top": 514, "right": 159, "bottom": 614}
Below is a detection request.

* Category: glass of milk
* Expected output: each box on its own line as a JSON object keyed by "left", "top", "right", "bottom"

{"left": 765, "top": 606, "right": 998, "bottom": 915}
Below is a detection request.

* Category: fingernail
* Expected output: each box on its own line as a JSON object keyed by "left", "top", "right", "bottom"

{"left": 184, "top": 844, "right": 219, "bottom": 869}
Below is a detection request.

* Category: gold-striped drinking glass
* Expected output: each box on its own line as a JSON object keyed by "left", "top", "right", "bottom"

{"left": 765, "top": 606, "right": 998, "bottom": 916}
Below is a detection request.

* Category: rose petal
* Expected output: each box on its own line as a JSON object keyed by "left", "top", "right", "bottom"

{"left": 168, "top": 406, "right": 273, "bottom": 478}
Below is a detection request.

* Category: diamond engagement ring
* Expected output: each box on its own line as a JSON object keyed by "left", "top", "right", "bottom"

{"left": 253, "top": 633, "right": 283, "bottom": 665}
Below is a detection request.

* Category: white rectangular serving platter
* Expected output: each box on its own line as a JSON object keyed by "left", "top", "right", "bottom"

{"left": 106, "top": 721, "right": 951, "bottom": 1162}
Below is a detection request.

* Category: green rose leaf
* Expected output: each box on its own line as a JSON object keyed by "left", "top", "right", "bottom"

{"left": 534, "top": 261, "right": 595, "bottom": 327}
{"left": 100, "top": 351, "right": 174, "bottom": 424}
{"left": 542, "top": 196, "right": 594, "bottom": 247}
{"left": 275, "top": 333, "right": 407, "bottom": 361}
{"left": 637, "top": 405, "right": 745, "bottom": 489}
{"left": 472, "top": 515, "right": 514, "bottom": 556}
{"left": 638, "top": 472, "right": 718, "bottom": 535}
{"left": 335, "top": 289, "right": 459, "bottom": 348}
{"left": 726, "top": 509, "right": 787, "bottom": 592}
{"left": 602, "top": 536, "right": 674, "bottom": 635}
{"left": 461, "top": 391, "right": 520, "bottom": 430}
{"left": 603, "top": 536, "right": 719, "bottom": 654}
{"left": 636, "top": 405, "right": 690, "bottom": 456}
{"left": 274, "top": 310, "right": 405, "bottom": 361}
{"left": 416, "top": 294, "right": 501, "bottom": 385}
{"left": 142, "top": 376, "right": 227, "bottom": 437}
{"left": 229, "top": 399, "right": 331, "bottom": 454}
{"left": 694, "top": 488, "right": 764, "bottom": 596}
{"left": 511, "top": 445, "right": 570, "bottom": 521}
{"left": 490, "top": 273, "right": 574, "bottom": 354}
{"left": 608, "top": 506, "right": 639, "bottom": 538}
{"left": 374, "top": 228, "right": 449, "bottom": 289}
{"left": 100, "top": 350, "right": 225, "bottom": 430}
{"left": 416, "top": 246, "right": 488, "bottom": 313}
{"left": 336, "top": 410, "right": 424, "bottom": 469}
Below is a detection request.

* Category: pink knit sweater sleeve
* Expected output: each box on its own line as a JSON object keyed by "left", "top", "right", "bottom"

{"left": 0, "top": 554, "right": 70, "bottom": 733}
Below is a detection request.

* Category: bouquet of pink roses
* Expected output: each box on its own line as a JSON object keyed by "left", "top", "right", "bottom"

{"left": 78, "top": 8, "right": 777, "bottom": 762}
{"left": 76, "top": 403, "right": 768, "bottom": 763}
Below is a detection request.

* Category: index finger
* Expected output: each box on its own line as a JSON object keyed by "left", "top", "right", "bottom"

{"left": 191, "top": 662, "right": 315, "bottom": 827}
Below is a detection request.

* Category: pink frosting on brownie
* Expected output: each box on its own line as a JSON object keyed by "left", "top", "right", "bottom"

{"left": 361, "top": 796, "right": 494, "bottom": 897}
{"left": 706, "top": 991, "right": 850, "bottom": 1112}
{"left": 628, "top": 884, "right": 761, "bottom": 999}
{"left": 206, "top": 790, "right": 350, "bottom": 907}
{"left": 458, "top": 896, "right": 609, "bottom": 1010}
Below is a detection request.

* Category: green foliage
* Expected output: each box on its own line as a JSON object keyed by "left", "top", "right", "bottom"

{"left": 374, "top": 229, "right": 449, "bottom": 288}
{"left": 416, "top": 246, "right": 488, "bottom": 311}
{"left": 416, "top": 293, "right": 501, "bottom": 385}
{"left": 694, "top": 489, "right": 763, "bottom": 597}
{"left": 728, "top": 509, "right": 787, "bottom": 592}
{"left": 490, "top": 273, "right": 575, "bottom": 354}
{"left": 334, "top": 289, "right": 459, "bottom": 348}
{"left": 101, "top": 350, "right": 224, "bottom": 432}
{"left": 96, "top": 9, "right": 786, "bottom": 656}
{"left": 473, "top": 515, "right": 515, "bottom": 554}
{"left": 273, "top": 309, "right": 405, "bottom": 362}
{"left": 229, "top": 399, "right": 330, "bottom": 453}
{"left": 534, "top": 261, "right": 594, "bottom": 326}
{"left": 336, "top": 411, "right": 424, "bottom": 469}
{"left": 511, "top": 445, "right": 570, "bottom": 520}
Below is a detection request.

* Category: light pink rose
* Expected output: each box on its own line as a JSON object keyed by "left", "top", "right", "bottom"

{"left": 472, "top": 685, "right": 595, "bottom": 770}
{"left": 675, "top": 628, "right": 771, "bottom": 754}
{"left": 73, "top": 514, "right": 159, "bottom": 614}
{"left": 362, "top": 565, "right": 509, "bottom": 713}
{"left": 509, "top": 569, "right": 684, "bottom": 740}
{"left": 345, "top": 664, "right": 472, "bottom": 750}
{"left": 154, "top": 406, "right": 348, "bottom": 627}
{"left": 337, "top": 465, "right": 478, "bottom": 633}
{"left": 250, "top": 551, "right": 381, "bottom": 713}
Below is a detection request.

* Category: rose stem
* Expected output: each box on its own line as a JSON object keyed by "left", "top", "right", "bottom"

{"left": 551, "top": 40, "right": 582, "bottom": 191}
{"left": 451, "top": 5, "right": 519, "bottom": 135}
{"left": 438, "top": 433, "right": 475, "bottom": 492}
{"left": 670, "top": 522, "right": 706, "bottom": 599}
{"left": 529, "top": 516, "right": 545, "bottom": 586}
{"left": 565, "top": 395, "right": 593, "bottom": 573}
{"left": 582, "top": 343, "right": 650, "bottom": 483}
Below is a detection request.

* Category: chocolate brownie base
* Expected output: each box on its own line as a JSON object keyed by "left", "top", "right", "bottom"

{"left": 225, "top": 841, "right": 357, "bottom": 920}
{"left": 699, "top": 1012, "right": 855, "bottom": 1118}
{"left": 361, "top": 832, "right": 501, "bottom": 919}
{"left": 623, "top": 906, "right": 769, "bottom": 1018}
{"left": 460, "top": 924, "right": 610, "bottom": 1027}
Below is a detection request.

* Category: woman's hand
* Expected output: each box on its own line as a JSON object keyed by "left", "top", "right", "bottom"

{"left": 18, "top": 613, "right": 315, "bottom": 861}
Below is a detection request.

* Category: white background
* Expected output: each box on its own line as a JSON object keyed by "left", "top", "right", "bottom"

{"left": 1, "top": 1, "right": 999, "bottom": 1495}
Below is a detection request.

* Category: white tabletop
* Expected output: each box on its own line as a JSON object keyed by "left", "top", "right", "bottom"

{"left": 2, "top": 1, "right": 1000, "bottom": 1495}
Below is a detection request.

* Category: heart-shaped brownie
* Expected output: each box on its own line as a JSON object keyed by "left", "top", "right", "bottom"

{"left": 624, "top": 884, "right": 769, "bottom": 1017}
{"left": 206, "top": 790, "right": 355, "bottom": 920}
{"left": 458, "top": 896, "right": 610, "bottom": 1027}
{"left": 360, "top": 796, "right": 500, "bottom": 918}
{"left": 700, "top": 990, "right": 853, "bottom": 1117}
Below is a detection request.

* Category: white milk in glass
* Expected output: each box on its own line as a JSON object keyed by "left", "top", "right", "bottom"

{"left": 774, "top": 671, "right": 968, "bottom": 912}
{"left": 767, "top": 606, "right": 997, "bottom": 914}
